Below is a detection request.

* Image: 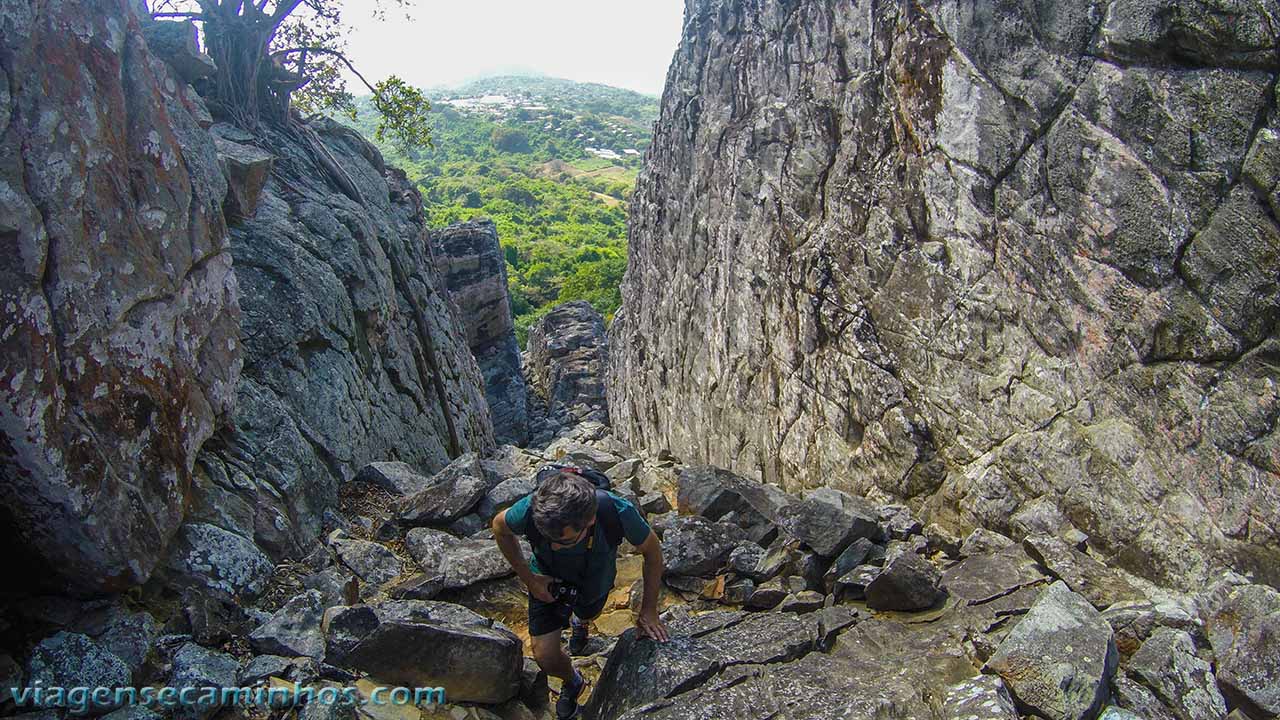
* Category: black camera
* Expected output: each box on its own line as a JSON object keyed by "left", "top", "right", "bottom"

{"left": 549, "top": 580, "right": 578, "bottom": 605}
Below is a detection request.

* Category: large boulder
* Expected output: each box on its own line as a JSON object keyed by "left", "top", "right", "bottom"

{"left": 69, "top": 604, "right": 160, "bottom": 677}
{"left": 1128, "top": 628, "right": 1226, "bottom": 720}
{"left": 863, "top": 543, "right": 944, "bottom": 611}
{"left": 353, "top": 461, "right": 434, "bottom": 497}
{"left": 24, "top": 633, "right": 131, "bottom": 714}
{"left": 163, "top": 522, "right": 274, "bottom": 601}
{"left": 938, "top": 675, "right": 1020, "bottom": 720}
{"left": 986, "top": 582, "right": 1119, "bottom": 720}
{"left": 430, "top": 220, "right": 530, "bottom": 446}
{"left": 525, "top": 300, "right": 610, "bottom": 430}
{"left": 167, "top": 643, "right": 239, "bottom": 720}
{"left": 405, "top": 528, "right": 520, "bottom": 591}
{"left": 395, "top": 452, "right": 488, "bottom": 525}
{"left": 1200, "top": 580, "right": 1280, "bottom": 718}
{"left": 584, "top": 610, "right": 814, "bottom": 720}
{"left": 331, "top": 537, "right": 403, "bottom": 588}
{"left": 660, "top": 516, "right": 748, "bottom": 577}
{"left": 772, "top": 488, "right": 884, "bottom": 557}
{"left": 248, "top": 590, "right": 326, "bottom": 659}
{"left": 675, "top": 465, "right": 788, "bottom": 526}
{"left": 606, "top": 0, "right": 1280, "bottom": 591}
{"left": 941, "top": 544, "right": 1048, "bottom": 605}
{"left": 0, "top": 0, "right": 241, "bottom": 594}
{"left": 322, "top": 600, "right": 521, "bottom": 704}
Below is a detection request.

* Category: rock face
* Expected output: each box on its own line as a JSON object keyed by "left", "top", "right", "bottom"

{"left": 526, "top": 301, "right": 610, "bottom": 433}
{"left": 0, "top": 1, "right": 242, "bottom": 594}
{"left": 185, "top": 116, "right": 495, "bottom": 568}
{"left": 607, "top": 0, "right": 1280, "bottom": 590}
{"left": 430, "top": 220, "right": 529, "bottom": 445}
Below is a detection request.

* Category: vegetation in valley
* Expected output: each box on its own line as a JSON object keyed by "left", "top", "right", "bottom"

{"left": 343, "top": 76, "right": 657, "bottom": 345}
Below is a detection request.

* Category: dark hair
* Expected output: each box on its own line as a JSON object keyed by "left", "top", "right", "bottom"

{"left": 531, "top": 472, "right": 597, "bottom": 539}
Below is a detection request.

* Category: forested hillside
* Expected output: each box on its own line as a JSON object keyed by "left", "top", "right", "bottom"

{"left": 345, "top": 76, "right": 657, "bottom": 344}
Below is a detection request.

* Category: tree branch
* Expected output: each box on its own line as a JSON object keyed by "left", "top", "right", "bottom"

{"left": 151, "top": 11, "right": 205, "bottom": 18}
{"left": 270, "top": 46, "right": 377, "bottom": 95}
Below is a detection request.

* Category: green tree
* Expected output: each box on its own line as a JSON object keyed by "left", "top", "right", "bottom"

{"left": 148, "top": 0, "right": 429, "bottom": 147}
{"left": 491, "top": 127, "right": 531, "bottom": 153}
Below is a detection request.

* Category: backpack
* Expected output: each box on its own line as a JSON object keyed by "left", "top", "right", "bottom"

{"left": 524, "top": 464, "right": 625, "bottom": 558}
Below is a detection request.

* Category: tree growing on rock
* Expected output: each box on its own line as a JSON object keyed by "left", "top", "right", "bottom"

{"left": 148, "top": 0, "right": 430, "bottom": 148}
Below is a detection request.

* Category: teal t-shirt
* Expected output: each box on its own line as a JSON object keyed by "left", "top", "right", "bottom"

{"left": 503, "top": 491, "right": 652, "bottom": 603}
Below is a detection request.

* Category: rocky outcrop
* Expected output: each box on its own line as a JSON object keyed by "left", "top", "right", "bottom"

{"left": 608, "top": 0, "right": 1280, "bottom": 589}
{"left": 526, "top": 300, "right": 610, "bottom": 439}
{"left": 0, "top": 0, "right": 241, "bottom": 594}
{"left": 181, "top": 116, "right": 496, "bottom": 575}
{"left": 430, "top": 220, "right": 529, "bottom": 445}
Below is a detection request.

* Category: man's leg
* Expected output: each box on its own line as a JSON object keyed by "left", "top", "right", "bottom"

{"left": 568, "top": 594, "right": 608, "bottom": 655}
{"left": 530, "top": 630, "right": 574, "bottom": 681}
{"left": 528, "top": 591, "right": 587, "bottom": 718}
{"left": 528, "top": 593, "right": 576, "bottom": 682}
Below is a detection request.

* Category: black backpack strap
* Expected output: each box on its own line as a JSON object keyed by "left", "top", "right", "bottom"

{"left": 594, "top": 489, "right": 624, "bottom": 548}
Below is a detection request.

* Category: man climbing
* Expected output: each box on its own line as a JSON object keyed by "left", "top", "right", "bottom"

{"left": 493, "top": 466, "right": 670, "bottom": 719}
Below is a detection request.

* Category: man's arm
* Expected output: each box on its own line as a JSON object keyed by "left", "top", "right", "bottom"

{"left": 492, "top": 510, "right": 555, "bottom": 602}
{"left": 634, "top": 530, "right": 670, "bottom": 642}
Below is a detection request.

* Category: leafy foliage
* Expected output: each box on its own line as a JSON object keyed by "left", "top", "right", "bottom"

{"left": 148, "top": 0, "right": 429, "bottom": 147}
{"left": 342, "top": 78, "right": 659, "bottom": 346}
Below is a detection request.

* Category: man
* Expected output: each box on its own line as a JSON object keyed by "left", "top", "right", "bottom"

{"left": 493, "top": 468, "right": 669, "bottom": 719}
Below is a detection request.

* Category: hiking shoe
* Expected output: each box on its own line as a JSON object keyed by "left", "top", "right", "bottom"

{"left": 568, "top": 616, "right": 590, "bottom": 656}
{"left": 556, "top": 670, "right": 586, "bottom": 719}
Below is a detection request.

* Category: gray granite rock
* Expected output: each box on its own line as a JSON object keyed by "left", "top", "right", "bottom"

{"left": 961, "top": 528, "right": 1016, "bottom": 558}
{"left": 24, "top": 633, "right": 130, "bottom": 714}
{"left": 937, "top": 675, "right": 1019, "bottom": 720}
{"left": 773, "top": 488, "right": 885, "bottom": 558}
{"left": 396, "top": 452, "right": 489, "bottom": 525}
{"left": 163, "top": 523, "right": 274, "bottom": 601}
{"left": 353, "top": 461, "right": 433, "bottom": 497}
{"left": 192, "top": 114, "right": 494, "bottom": 574}
{"left": 70, "top": 604, "right": 159, "bottom": 676}
{"left": 322, "top": 600, "right": 521, "bottom": 704}
{"left": 584, "top": 611, "right": 814, "bottom": 720}
{"left": 1201, "top": 580, "right": 1280, "bottom": 718}
{"left": 167, "top": 643, "right": 239, "bottom": 720}
{"left": 1024, "top": 533, "right": 1145, "bottom": 609}
{"left": 430, "top": 220, "right": 530, "bottom": 445}
{"left": 660, "top": 516, "right": 747, "bottom": 577}
{"left": 0, "top": 0, "right": 240, "bottom": 595}
{"left": 331, "top": 538, "right": 402, "bottom": 587}
{"left": 1128, "top": 628, "right": 1226, "bottom": 720}
{"left": 526, "top": 301, "right": 610, "bottom": 436}
{"left": 832, "top": 566, "right": 880, "bottom": 604}
{"left": 405, "top": 528, "right": 519, "bottom": 590}
{"left": 606, "top": 0, "right": 1280, "bottom": 591}
{"left": 822, "top": 537, "right": 886, "bottom": 592}
{"left": 140, "top": 19, "right": 216, "bottom": 82}
{"left": 249, "top": 590, "right": 326, "bottom": 659}
{"left": 864, "top": 543, "right": 944, "bottom": 611}
{"left": 745, "top": 579, "right": 789, "bottom": 611}
{"left": 477, "top": 476, "right": 534, "bottom": 521}
{"left": 986, "top": 582, "right": 1119, "bottom": 720}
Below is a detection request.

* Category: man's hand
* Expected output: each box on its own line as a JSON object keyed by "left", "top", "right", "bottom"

{"left": 524, "top": 572, "right": 556, "bottom": 603}
{"left": 636, "top": 607, "right": 669, "bottom": 642}
{"left": 492, "top": 509, "right": 556, "bottom": 602}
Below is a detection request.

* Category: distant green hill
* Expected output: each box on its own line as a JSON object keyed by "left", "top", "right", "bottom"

{"left": 344, "top": 76, "right": 658, "bottom": 345}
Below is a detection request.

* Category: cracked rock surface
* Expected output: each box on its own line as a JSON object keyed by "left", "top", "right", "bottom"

{"left": 608, "top": 0, "right": 1280, "bottom": 590}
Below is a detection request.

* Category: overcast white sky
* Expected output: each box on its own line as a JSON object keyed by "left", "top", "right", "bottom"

{"left": 339, "top": 0, "right": 687, "bottom": 96}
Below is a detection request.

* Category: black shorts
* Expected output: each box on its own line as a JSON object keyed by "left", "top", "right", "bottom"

{"left": 527, "top": 591, "right": 609, "bottom": 637}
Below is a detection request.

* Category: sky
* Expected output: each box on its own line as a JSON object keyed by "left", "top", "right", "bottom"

{"left": 340, "top": 0, "right": 687, "bottom": 97}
